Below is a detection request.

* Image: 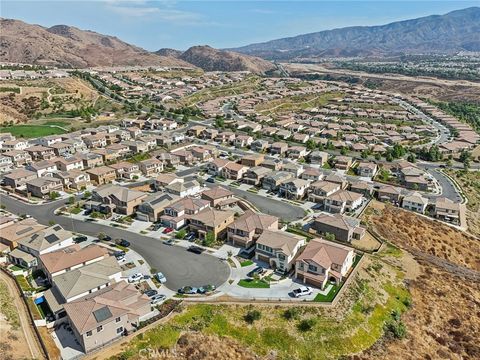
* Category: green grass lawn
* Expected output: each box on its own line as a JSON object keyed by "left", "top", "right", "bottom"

{"left": 238, "top": 278, "right": 270, "bottom": 288}
{"left": 240, "top": 260, "right": 254, "bottom": 267}
{"left": 313, "top": 283, "right": 341, "bottom": 302}
{"left": 0, "top": 125, "right": 67, "bottom": 138}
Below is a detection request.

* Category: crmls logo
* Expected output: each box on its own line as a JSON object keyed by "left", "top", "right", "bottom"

{"left": 138, "top": 347, "right": 180, "bottom": 359}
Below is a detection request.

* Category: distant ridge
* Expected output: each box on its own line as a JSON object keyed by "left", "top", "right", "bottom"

{"left": 230, "top": 7, "right": 480, "bottom": 60}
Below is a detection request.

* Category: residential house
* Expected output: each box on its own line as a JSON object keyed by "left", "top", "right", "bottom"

{"left": 221, "top": 162, "right": 248, "bottom": 180}
{"left": 63, "top": 282, "right": 151, "bottom": 353}
{"left": 25, "top": 145, "right": 56, "bottom": 161}
{"left": 250, "top": 139, "right": 269, "bottom": 153}
{"left": 262, "top": 171, "right": 294, "bottom": 191}
{"left": 109, "top": 162, "right": 141, "bottom": 180}
{"left": 53, "top": 169, "right": 91, "bottom": 190}
{"left": 165, "top": 179, "right": 201, "bottom": 198}
{"left": 356, "top": 162, "right": 378, "bottom": 178}
{"left": 86, "top": 166, "right": 117, "bottom": 185}
{"left": 334, "top": 156, "right": 353, "bottom": 171}
{"left": 139, "top": 158, "right": 163, "bottom": 177}
{"left": 312, "top": 213, "right": 366, "bottom": 242}
{"left": 243, "top": 166, "right": 271, "bottom": 186}
{"left": 54, "top": 156, "right": 84, "bottom": 171}
{"left": 402, "top": 192, "right": 429, "bottom": 213}
{"left": 241, "top": 154, "right": 264, "bottom": 167}
{"left": 84, "top": 134, "right": 107, "bottom": 149}
{"left": 433, "top": 197, "right": 464, "bottom": 225}
{"left": 206, "top": 158, "right": 231, "bottom": 176}
{"left": 227, "top": 210, "right": 278, "bottom": 248}
{"left": 295, "top": 238, "right": 355, "bottom": 289}
{"left": 3, "top": 169, "right": 37, "bottom": 188}
{"left": 324, "top": 190, "right": 363, "bottom": 214}
{"left": 282, "top": 162, "right": 304, "bottom": 177}
{"left": 234, "top": 135, "right": 253, "bottom": 148}
{"left": 0, "top": 155, "right": 13, "bottom": 173}
{"left": 26, "top": 176, "right": 63, "bottom": 198}
{"left": 0, "top": 218, "right": 46, "bottom": 250}
{"left": 255, "top": 230, "right": 306, "bottom": 273}
{"left": 288, "top": 146, "right": 308, "bottom": 159}
{"left": 154, "top": 173, "right": 183, "bottom": 191}
{"left": 32, "top": 135, "right": 63, "bottom": 147}
{"left": 2, "top": 150, "right": 32, "bottom": 166}
{"left": 270, "top": 142, "right": 288, "bottom": 156}
{"left": 377, "top": 185, "right": 403, "bottom": 204}
{"left": 92, "top": 184, "right": 147, "bottom": 216}
{"left": 279, "top": 178, "right": 310, "bottom": 200}
{"left": 79, "top": 153, "right": 104, "bottom": 169}
{"left": 26, "top": 160, "right": 57, "bottom": 177}
{"left": 136, "top": 193, "right": 180, "bottom": 222}
{"left": 160, "top": 197, "right": 210, "bottom": 229}
{"left": 301, "top": 167, "right": 323, "bottom": 181}
{"left": 189, "top": 208, "right": 235, "bottom": 240}
{"left": 308, "top": 180, "right": 341, "bottom": 203}
{"left": 201, "top": 186, "right": 236, "bottom": 209}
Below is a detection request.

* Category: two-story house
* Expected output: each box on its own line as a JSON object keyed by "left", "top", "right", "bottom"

{"left": 312, "top": 213, "right": 366, "bottom": 243}
{"left": 160, "top": 197, "right": 210, "bottom": 229}
{"left": 227, "top": 210, "right": 279, "bottom": 248}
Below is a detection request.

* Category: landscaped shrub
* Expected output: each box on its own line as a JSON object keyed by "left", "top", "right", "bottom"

{"left": 297, "top": 318, "right": 317, "bottom": 332}
{"left": 384, "top": 319, "right": 407, "bottom": 339}
{"left": 244, "top": 309, "right": 261, "bottom": 324}
{"left": 283, "top": 307, "right": 300, "bottom": 321}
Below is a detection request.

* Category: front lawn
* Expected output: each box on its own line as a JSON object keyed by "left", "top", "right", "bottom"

{"left": 238, "top": 279, "right": 270, "bottom": 288}
{"left": 240, "top": 260, "right": 254, "bottom": 267}
{"left": 313, "top": 283, "right": 341, "bottom": 302}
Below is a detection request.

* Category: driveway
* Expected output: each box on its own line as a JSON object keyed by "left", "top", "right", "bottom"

{"left": 0, "top": 194, "right": 230, "bottom": 290}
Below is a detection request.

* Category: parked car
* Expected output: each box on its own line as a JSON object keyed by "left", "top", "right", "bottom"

{"left": 163, "top": 227, "right": 173, "bottom": 234}
{"left": 155, "top": 272, "right": 167, "bottom": 283}
{"left": 83, "top": 209, "right": 92, "bottom": 216}
{"left": 102, "top": 235, "right": 112, "bottom": 241}
{"left": 152, "top": 224, "right": 162, "bottom": 231}
{"left": 197, "top": 285, "right": 216, "bottom": 294}
{"left": 74, "top": 235, "right": 87, "bottom": 243}
{"left": 114, "top": 250, "right": 126, "bottom": 258}
{"left": 163, "top": 239, "right": 175, "bottom": 246}
{"left": 127, "top": 273, "right": 143, "bottom": 283}
{"left": 150, "top": 294, "right": 166, "bottom": 305}
{"left": 144, "top": 289, "right": 158, "bottom": 298}
{"left": 292, "top": 286, "right": 313, "bottom": 298}
{"left": 187, "top": 245, "right": 204, "bottom": 254}
{"left": 115, "top": 239, "right": 131, "bottom": 247}
{"left": 143, "top": 274, "right": 151, "bottom": 280}
{"left": 178, "top": 286, "right": 198, "bottom": 295}
{"left": 206, "top": 177, "right": 215, "bottom": 183}
{"left": 185, "top": 232, "right": 196, "bottom": 241}
{"left": 247, "top": 267, "right": 265, "bottom": 278}
{"left": 116, "top": 255, "right": 126, "bottom": 263}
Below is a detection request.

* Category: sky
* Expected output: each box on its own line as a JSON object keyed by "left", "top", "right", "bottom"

{"left": 2, "top": 1, "right": 479, "bottom": 50}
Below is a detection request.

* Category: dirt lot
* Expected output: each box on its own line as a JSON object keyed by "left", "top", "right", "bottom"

{"left": 363, "top": 201, "right": 480, "bottom": 271}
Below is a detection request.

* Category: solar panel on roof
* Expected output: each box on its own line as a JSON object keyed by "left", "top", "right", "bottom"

{"left": 93, "top": 306, "right": 112, "bottom": 323}
{"left": 53, "top": 225, "right": 62, "bottom": 231}
{"left": 45, "top": 234, "right": 59, "bottom": 243}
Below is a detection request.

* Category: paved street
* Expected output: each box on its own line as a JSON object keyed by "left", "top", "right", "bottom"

{"left": 0, "top": 194, "right": 230, "bottom": 290}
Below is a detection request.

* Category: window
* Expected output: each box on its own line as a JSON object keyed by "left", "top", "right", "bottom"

{"left": 116, "top": 327, "right": 124, "bottom": 334}
{"left": 97, "top": 325, "right": 103, "bottom": 332}
{"left": 115, "top": 317, "right": 121, "bottom": 323}
{"left": 86, "top": 330, "right": 92, "bottom": 337}
{"left": 308, "top": 264, "right": 318, "bottom": 272}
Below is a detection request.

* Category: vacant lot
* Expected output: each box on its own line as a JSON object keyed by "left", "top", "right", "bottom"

{"left": 445, "top": 169, "right": 480, "bottom": 237}
{"left": 363, "top": 201, "right": 480, "bottom": 271}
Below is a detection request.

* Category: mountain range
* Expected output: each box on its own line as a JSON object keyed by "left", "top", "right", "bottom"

{"left": 231, "top": 7, "right": 480, "bottom": 60}
{"left": 1, "top": 7, "right": 479, "bottom": 71}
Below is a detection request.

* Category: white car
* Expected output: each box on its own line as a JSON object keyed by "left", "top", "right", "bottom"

{"left": 128, "top": 273, "right": 143, "bottom": 283}
{"left": 292, "top": 286, "right": 313, "bottom": 298}
{"left": 150, "top": 294, "right": 167, "bottom": 305}
{"left": 155, "top": 272, "right": 167, "bottom": 284}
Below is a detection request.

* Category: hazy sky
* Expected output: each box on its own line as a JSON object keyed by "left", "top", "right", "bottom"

{"left": 3, "top": 1, "right": 479, "bottom": 50}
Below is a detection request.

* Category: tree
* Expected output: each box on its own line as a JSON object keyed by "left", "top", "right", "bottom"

{"left": 306, "top": 139, "right": 316, "bottom": 150}
{"left": 202, "top": 231, "right": 215, "bottom": 247}
{"left": 361, "top": 150, "right": 368, "bottom": 159}
{"left": 68, "top": 196, "right": 75, "bottom": 205}
{"left": 175, "top": 229, "right": 187, "bottom": 239}
{"left": 407, "top": 153, "right": 416, "bottom": 163}
{"left": 459, "top": 150, "right": 471, "bottom": 170}
{"left": 215, "top": 116, "right": 225, "bottom": 129}
{"left": 324, "top": 232, "right": 335, "bottom": 241}
{"left": 297, "top": 318, "right": 317, "bottom": 332}
{"left": 49, "top": 191, "right": 60, "bottom": 200}
{"left": 340, "top": 147, "right": 349, "bottom": 156}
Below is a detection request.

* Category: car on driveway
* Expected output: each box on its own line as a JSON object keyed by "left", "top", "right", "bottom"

{"left": 178, "top": 286, "right": 198, "bottom": 295}
{"left": 144, "top": 289, "right": 158, "bottom": 298}
{"left": 74, "top": 235, "right": 88, "bottom": 243}
{"left": 163, "top": 227, "right": 173, "bottom": 234}
{"left": 187, "top": 245, "right": 204, "bottom": 254}
{"left": 150, "top": 294, "right": 166, "bottom": 305}
{"left": 206, "top": 177, "right": 215, "bottom": 183}
{"left": 155, "top": 272, "right": 167, "bottom": 283}
{"left": 115, "top": 239, "right": 131, "bottom": 247}
{"left": 292, "top": 286, "right": 313, "bottom": 298}
{"left": 128, "top": 273, "right": 143, "bottom": 283}
{"left": 197, "top": 285, "right": 216, "bottom": 294}
{"left": 247, "top": 267, "right": 265, "bottom": 278}
{"left": 163, "top": 239, "right": 175, "bottom": 246}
